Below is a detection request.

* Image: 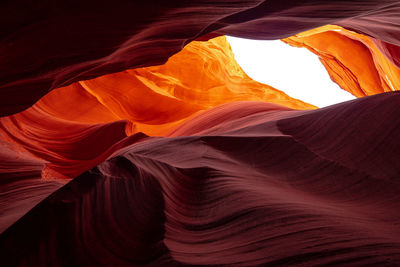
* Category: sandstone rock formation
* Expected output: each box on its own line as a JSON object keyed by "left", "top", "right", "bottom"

{"left": 1, "top": 1, "right": 400, "bottom": 266}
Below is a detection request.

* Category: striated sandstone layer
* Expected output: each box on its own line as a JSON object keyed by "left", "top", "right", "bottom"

{"left": 46, "top": 36, "right": 313, "bottom": 130}
{"left": 0, "top": 36, "right": 313, "bottom": 184}
{"left": 283, "top": 25, "right": 400, "bottom": 97}
{"left": 1, "top": 1, "right": 400, "bottom": 266}
{"left": 1, "top": 0, "right": 400, "bottom": 116}
{"left": 1, "top": 93, "right": 400, "bottom": 266}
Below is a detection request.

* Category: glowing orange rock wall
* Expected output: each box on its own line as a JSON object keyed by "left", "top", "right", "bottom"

{"left": 283, "top": 25, "right": 400, "bottom": 97}
{"left": 2, "top": 1, "right": 400, "bottom": 265}
{"left": 18, "top": 36, "right": 315, "bottom": 133}
{"left": 0, "top": 36, "right": 313, "bottom": 180}
{"left": 1, "top": 28, "right": 398, "bottom": 182}
{"left": 1, "top": 0, "right": 400, "bottom": 116}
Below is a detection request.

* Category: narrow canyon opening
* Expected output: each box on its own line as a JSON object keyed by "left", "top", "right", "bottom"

{"left": 227, "top": 36, "right": 356, "bottom": 107}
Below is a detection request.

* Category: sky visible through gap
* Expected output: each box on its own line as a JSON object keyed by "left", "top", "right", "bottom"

{"left": 226, "top": 36, "right": 356, "bottom": 108}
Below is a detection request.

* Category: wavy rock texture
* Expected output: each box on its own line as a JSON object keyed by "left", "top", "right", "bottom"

{"left": 1, "top": 0, "right": 400, "bottom": 116}
{"left": 32, "top": 36, "right": 314, "bottom": 129}
{"left": 0, "top": 35, "right": 314, "bottom": 239}
{"left": 0, "top": 133, "right": 67, "bottom": 233}
{"left": 0, "top": 113, "right": 147, "bottom": 231}
{"left": 2, "top": 93, "right": 400, "bottom": 266}
{"left": 0, "top": 36, "right": 313, "bottom": 183}
{"left": 0, "top": 110, "right": 149, "bottom": 180}
{"left": 2, "top": 1, "right": 400, "bottom": 266}
{"left": 283, "top": 25, "right": 400, "bottom": 97}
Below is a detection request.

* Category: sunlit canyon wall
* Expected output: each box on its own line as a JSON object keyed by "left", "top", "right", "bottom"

{"left": 1, "top": 1, "right": 400, "bottom": 266}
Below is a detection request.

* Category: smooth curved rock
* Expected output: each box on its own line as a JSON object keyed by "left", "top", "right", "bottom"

{"left": 1, "top": 0, "right": 400, "bottom": 116}
{"left": 283, "top": 25, "right": 400, "bottom": 97}
{"left": 0, "top": 36, "right": 314, "bottom": 182}
{"left": 1, "top": 93, "right": 400, "bottom": 266}
{"left": 0, "top": 135, "right": 65, "bottom": 233}
{"left": 2, "top": 1, "right": 400, "bottom": 266}
{"left": 32, "top": 36, "right": 313, "bottom": 133}
{"left": 0, "top": 106, "right": 147, "bottom": 179}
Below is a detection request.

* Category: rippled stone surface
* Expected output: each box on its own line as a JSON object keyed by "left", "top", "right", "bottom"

{"left": 2, "top": 93, "right": 400, "bottom": 266}
{"left": 1, "top": 0, "right": 400, "bottom": 116}
{"left": 2, "top": 1, "right": 400, "bottom": 266}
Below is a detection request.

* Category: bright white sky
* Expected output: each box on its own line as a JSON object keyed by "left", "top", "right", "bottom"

{"left": 226, "top": 36, "right": 355, "bottom": 108}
